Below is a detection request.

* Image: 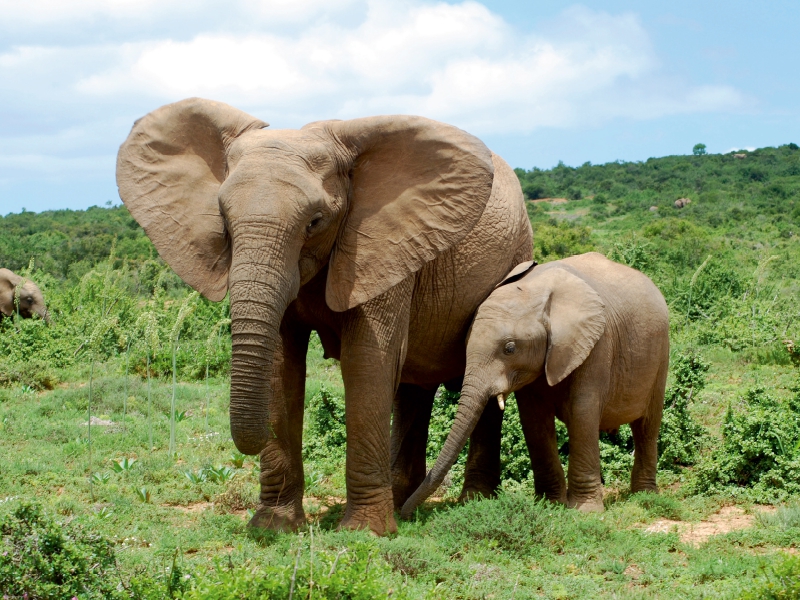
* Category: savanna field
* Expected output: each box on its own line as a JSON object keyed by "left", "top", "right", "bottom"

{"left": 2, "top": 145, "right": 800, "bottom": 598}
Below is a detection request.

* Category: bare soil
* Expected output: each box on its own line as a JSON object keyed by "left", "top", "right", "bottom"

{"left": 644, "top": 505, "right": 776, "bottom": 546}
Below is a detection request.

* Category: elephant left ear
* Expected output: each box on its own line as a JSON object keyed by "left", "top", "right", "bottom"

{"left": 542, "top": 268, "right": 607, "bottom": 386}
{"left": 318, "top": 116, "right": 494, "bottom": 312}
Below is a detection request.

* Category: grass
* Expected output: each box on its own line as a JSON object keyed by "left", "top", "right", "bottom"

{"left": 1, "top": 342, "right": 799, "bottom": 598}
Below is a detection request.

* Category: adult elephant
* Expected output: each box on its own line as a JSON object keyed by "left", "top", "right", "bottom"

{"left": 117, "top": 98, "right": 532, "bottom": 534}
{"left": 0, "top": 268, "right": 49, "bottom": 322}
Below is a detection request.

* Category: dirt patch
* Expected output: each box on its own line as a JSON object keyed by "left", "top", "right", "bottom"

{"left": 81, "top": 416, "right": 115, "bottom": 426}
{"left": 644, "top": 506, "right": 775, "bottom": 546}
{"left": 166, "top": 502, "right": 214, "bottom": 514}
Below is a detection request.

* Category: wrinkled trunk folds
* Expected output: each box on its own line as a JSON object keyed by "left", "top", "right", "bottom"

{"left": 228, "top": 223, "right": 300, "bottom": 456}
{"left": 400, "top": 372, "right": 492, "bottom": 519}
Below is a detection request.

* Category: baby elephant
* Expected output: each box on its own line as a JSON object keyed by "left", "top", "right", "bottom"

{"left": 0, "top": 268, "right": 49, "bottom": 322}
{"left": 402, "top": 252, "right": 669, "bottom": 517}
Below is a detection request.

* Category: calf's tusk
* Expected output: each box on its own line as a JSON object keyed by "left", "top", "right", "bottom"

{"left": 497, "top": 393, "right": 505, "bottom": 411}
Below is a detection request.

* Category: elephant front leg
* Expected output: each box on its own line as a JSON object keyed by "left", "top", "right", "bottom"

{"left": 390, "top": 384, "right": 435, "bottom": 509}
{"left": 249, "top": 325, "right": 309, "bottom": 532}
{"left": 564, "top": 389, "right": 604, "bottom": 512}
{"left": 339, "top": 281, "right": 413, "bottom": 535}
{"left": 460, "top": 398, "right": 503, "bottom": 502}
{"left": 516, "top": 385, "right": 566, "bottom": 504}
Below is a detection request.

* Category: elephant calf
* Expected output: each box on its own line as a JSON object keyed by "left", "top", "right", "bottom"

{"left": 402, "top": 252, "right": 669, "bottom": 517}
{"left": 0, "top": 268, "right": 49, "bottom": 322}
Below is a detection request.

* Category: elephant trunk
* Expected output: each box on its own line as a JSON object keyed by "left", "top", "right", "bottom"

{"left": 37, "top": 304, "right": 50, "bottom": 324}
{"left": 228, "top": 223, "right": 300, "bottom": 456}
{"left": 400, "top": 370, "right": 492, "bottom": 519}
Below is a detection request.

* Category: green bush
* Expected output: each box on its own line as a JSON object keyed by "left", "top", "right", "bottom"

{"left": 304, "top": 384, "right": 347, "bottom": 462}
{"left": 692, "top": 386, "right": 800, "bottom": 501}
{"left": 658, "top": 352, "right": 709, "bottom": 470}
{"left": 742, "top": 553, "right": 800, "bottom": 599}
{"left": 0, "top": 501, "right": 121, "bottom": 599}
{"left": 183, "top": 543, "right": 409, "bottom": 599}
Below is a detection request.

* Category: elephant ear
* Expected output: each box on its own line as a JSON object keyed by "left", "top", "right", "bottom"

{"left": 116, "top": 98, "right": 268, "bottom": 301}
{"left": 321, "top": 116, "right": 494, "bottom": 312}
{"left": 541, "top": 267, "right": 606, "bottom": 386}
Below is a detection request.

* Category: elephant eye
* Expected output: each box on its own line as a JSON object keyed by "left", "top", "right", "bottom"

{"left": 307, "top": 213, "right": 324, "bottom": 233}
{"left": 504, "top": 341, "right": 516, "bottom": 355}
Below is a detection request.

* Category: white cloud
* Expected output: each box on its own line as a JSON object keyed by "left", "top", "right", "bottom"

{"left": 0, "top": 0, "right": 747, "bottom": 190}
{"left": 71, "top": 2, "right": 743, "bottom": 133}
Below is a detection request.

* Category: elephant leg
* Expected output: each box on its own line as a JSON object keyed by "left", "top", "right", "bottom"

{"left": 390, "top": 383, "right": 435, "bottom": 509}
{"left": 630, "top": 413, "right": 662, "bottom": 494}
{"left": 564, "top": 389, "right": 604, "bottom": 512}
{"left": 460, "top": 397, "right": 503, "bottom": 502}
{"left": 516, "top": 385, "right": 566, "bottom": 504}
{"left": 338, "top": 280, "right": 413, "bottom": 535}
{"left": 249, "top": 321, "right": 310, "bottom": 533}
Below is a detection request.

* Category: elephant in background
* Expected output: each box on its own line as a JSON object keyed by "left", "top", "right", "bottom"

{"left": 402, "top": 253, "right": 669, "bottom": 518}
{"left": 0, "top": 268, "right": 49, "bottom": 322}
{"left": 117, "top": 98, "right": 533, "bottom": 534}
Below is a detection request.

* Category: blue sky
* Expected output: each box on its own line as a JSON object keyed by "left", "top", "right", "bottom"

{"left": 1, "top": 0, "right": 797, "bottom": 214}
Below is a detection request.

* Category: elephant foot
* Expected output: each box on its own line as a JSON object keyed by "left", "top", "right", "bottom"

{"left": 339, "top": 501, "right": 397, "bottom": 536}
{"left": 630, "top": 482, "right": 658, "bottom": 495}
{"left": 248, "top": 503, "right": 306, "bottom": 533}
{"left": 568, "top": 495, "right": 604, "bottom": 513}
{"left": 458, "top": 485, "right": 497, "bottom": 504}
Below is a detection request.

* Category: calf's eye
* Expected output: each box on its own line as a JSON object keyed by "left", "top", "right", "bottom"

{"left": 504, "top": 341, "right": 516, "bottom": 355}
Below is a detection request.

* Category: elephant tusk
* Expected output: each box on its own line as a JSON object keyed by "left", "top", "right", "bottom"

{"left": 497, "top": 393, "right": 505, "bottom": 411}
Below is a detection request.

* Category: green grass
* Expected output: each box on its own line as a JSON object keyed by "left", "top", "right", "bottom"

{"left": 1, "top": 345, "right": 799, "bottom": 598}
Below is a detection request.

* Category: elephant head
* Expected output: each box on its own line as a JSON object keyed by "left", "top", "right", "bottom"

{"left": 117, "top": 98, "right": 495, "bottom": 456}
{"left": 0, "top": 268, "right": 49, "bottom": 322}
{"left": 400, "top": 262, "right": 606, "bottom": 518}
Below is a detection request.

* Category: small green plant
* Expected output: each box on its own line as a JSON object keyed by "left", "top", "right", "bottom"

{"left": 110, "top": 457, "right": 137, "bottom": 473}
{"left": 174, "top": 409, "right": 189, "bottom": 422}
{"left": 184, "top": 469, "right": 207, "bottom": 485}
{"left": 91, "top": 472, "right": 111, "bottom": 485}
{"left": 230, "top": 451, "right": 246, "bottom": 469}
{"left": 94, "top": 506, "right": 114, "bottom": 519}
{"left": 136, "top": 487, "right": 152, "bottom": 504}
{"left": 305, "top": 471, "right": 324, "bottom": 495}
{"left": 205, "top": 465, "right": 236, "bottom": 484}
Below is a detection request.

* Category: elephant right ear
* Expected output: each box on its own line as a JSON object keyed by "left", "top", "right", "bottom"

{"left": 541, "top": 268, "right": 606, "bottom": 386}
{"left": 116, "top": 98, "right": 267, "bottom": 301}
{"left": 321, "top": 116, "right": 494, "bottom": 312}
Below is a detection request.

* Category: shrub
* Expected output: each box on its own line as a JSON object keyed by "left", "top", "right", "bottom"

{"left": 183, "top": 543, "right": 409, "bottom": 599}
{"left": 428, "top": 492, "right": 574, "bottom": 555}
{"left": 658, "top": 352, "right": 709, "bottom": 470}
{"left": 0, "top": 501, "right": 120, "bottom": 599}
{"left": 304, "top": 384, "right": 347, "bottom": 461}
{"left": 741, "top": 553, "right": 800, "bottom": 599}
{"left": 0, "top": 358, "right": 59, "bottom": 391}
{"left": 692, "top": 386, "right": 800, "bottom": 501}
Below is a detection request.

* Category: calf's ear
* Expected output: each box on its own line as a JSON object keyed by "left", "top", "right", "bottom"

{"left": 540, "top": 268, "right": 606, "bottom": 386}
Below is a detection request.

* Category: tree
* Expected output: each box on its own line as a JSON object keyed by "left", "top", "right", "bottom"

{"left": 693, "top": 143, "right": 707, "bottom": 156}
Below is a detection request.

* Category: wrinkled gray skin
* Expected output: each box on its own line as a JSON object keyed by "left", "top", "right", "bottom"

{"left": 116, "top": 98, "right": 533, "bottom": 535}
{"left": 0, "top": 268, "right": 49, "bottom": 322}
{"left": 402, "top": 253, "right": 669, "bottom": 517}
